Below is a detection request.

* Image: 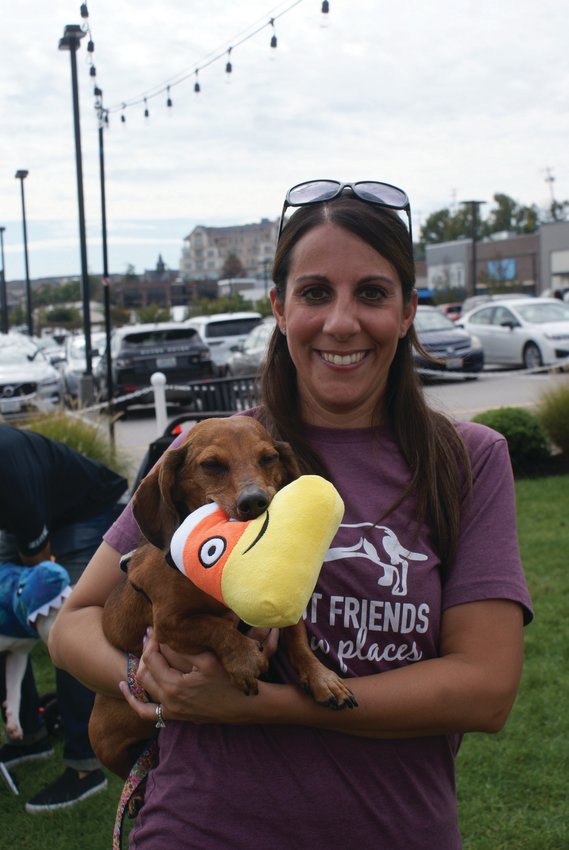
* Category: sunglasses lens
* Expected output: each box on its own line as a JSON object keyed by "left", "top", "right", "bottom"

{"left": 355, "top": 182, "right": 408, "bottom": 208}
{"left": 287, "top": 180, "right": 341, "bottom": 205}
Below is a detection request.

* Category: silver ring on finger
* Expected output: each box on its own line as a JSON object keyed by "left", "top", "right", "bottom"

{"left": 155, "top": 703, "right": 166, "bottom": 729}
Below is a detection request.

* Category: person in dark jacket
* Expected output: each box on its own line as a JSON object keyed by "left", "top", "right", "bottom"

{"left": 0, "top": 423, "right": 128, "bottom": 812}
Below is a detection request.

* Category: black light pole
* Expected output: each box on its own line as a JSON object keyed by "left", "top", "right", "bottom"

{"left": 59, "top": 24, "right": 93, "bottom": 402}
{"left": 0, "top": 227, "right": 7, "bottom": 334}
{"left": 461, "top": 200, "right": 486, "bottom": 296}
{"left": 95, "top": 88, "right": 115, "bottom": 440}
{"left": 14, "top": 171, "right": 33, "bottom": 336}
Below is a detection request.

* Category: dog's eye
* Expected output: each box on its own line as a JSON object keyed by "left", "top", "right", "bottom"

{"left": 200, "top": 460, "right": 227, "bottom": 473}
{"left": 260, "top": 454, "right": 278, "bottom": 467}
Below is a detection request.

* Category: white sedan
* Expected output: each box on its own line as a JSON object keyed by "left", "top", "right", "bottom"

{"left": 0, "top": 333, "right": 64, "bottom": 416}
{"left": 458, "top": 297, "right": 569, "bottom": 369}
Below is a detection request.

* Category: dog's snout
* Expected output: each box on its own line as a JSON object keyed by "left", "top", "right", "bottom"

{"left": 237, "top": 488, "right": 270, "bottom": 519}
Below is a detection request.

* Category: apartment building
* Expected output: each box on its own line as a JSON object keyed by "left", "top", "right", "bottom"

{"left": 179, "top": 218, "right": 278, "bottom": 281}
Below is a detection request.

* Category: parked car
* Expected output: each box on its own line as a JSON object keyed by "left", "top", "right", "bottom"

{"left": 413, "top": 306, "right": 484, "bottom": 375}
{"left": 437, "top": 303, "right": 463, "bottom": 322}
{"left": 62, "top": 331, "right": 108, "bottom": 399}
{"left": 0, "top": 333, "right": 64, "bottom": 417}
{"left": 460, "top": 292, "right": 529, "bottom": 315}
{"left": 185, "top": 312, "right": 262, "bottom": 375}
{"left": 32, "top": 336, "right": 67, "bottom": 368}
{"left": 458, "top": 297, "right": 569, "bottom": 369}
{"left": 96, "top": 322, "right": 213, "bottom": 408}
{"left": 226, "top": 317, "right": 276, "bottom": 377}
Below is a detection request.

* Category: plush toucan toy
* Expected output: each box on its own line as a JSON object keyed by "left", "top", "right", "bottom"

{"left": 169, "top": 475, "right": 344, "bottom": 628}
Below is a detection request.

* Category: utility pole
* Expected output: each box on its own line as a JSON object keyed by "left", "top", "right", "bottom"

{"left": 461, "top": 200, "right": 486, "bottom": 296}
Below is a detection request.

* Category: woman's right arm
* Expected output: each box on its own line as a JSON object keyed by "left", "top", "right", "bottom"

{"left": 48, "top": 541, "right": 127, "bottom": 698}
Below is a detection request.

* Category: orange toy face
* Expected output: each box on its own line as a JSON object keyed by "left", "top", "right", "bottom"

{"left": 169, "top": 476, "right": 345, "bottom": 628}
{"left": 172, "top": 504, "right": 253, "bottom": 604}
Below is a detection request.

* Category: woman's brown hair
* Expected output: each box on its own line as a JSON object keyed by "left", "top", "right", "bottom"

{"left": 258, "top": 196, "right": 471, "bottom": 577}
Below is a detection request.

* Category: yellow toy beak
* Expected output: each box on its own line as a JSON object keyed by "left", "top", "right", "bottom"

{"left": 170, "top": 476, "right": 344, "bottom": 628}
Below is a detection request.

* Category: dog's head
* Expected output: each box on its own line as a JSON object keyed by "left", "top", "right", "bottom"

{"left": 131, "top": 417, "right": 300, "bottom": 551}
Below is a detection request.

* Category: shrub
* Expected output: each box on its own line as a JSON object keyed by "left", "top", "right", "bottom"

{"left": 471, "top": 407, "right": 550, "bottom": 473}
{"left": 21, "top": 411, "right": 130, "bottom": 477}
{"left": 538, "top": 378, "right": 569, "bottom": 455}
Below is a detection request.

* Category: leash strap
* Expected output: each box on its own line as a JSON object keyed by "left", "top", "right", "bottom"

{"left": 112, "top": 654, "right": 158, "bottom": 850}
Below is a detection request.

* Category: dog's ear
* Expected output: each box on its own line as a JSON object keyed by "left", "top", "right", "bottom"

{"left": 132, "top": 443, "right": 190, "bottom": 550}
{"left": 274, "top": 440, "right": 301, "bottom": 484}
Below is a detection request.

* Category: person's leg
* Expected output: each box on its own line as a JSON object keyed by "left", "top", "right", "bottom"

{"left": 49, "top": 507, "right": 120, "bottom": 772}
{"left": 23, "top": 509, "right": 117, "bottom": 811}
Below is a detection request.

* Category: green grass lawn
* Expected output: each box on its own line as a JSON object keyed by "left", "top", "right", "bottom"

{"left": 1, "top": 475, "right": 568, "bottom": 849}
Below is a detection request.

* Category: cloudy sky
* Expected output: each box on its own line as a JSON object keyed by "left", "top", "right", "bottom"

{"left": 1, "top": 0, "right": 566, "bottom": 281}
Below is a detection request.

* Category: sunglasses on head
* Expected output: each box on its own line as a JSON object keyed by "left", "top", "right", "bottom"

{"left": 277, "top": 179, "right": 413, "bottom": 244}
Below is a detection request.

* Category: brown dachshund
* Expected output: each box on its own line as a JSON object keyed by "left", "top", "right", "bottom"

{"left": 89, "top": 417, "right": 355, "bottom": 781}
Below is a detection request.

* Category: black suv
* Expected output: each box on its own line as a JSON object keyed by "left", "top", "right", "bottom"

{"left": 97, "top": 323, "right": 213, "bottom": 407}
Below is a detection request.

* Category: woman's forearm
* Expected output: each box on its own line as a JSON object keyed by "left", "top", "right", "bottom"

{"left": 141, "top": 599, "right": 523, "bottom": 738}
{"left": 48, "top": 541, "right": 129, "bottom": 698}
{"left": 49, "top": 604, "right": 126, "bottom": 698}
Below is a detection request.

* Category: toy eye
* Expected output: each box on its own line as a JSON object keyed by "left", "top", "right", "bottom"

{"left": 199, "top": 536, "right": 227, "bottom": 568}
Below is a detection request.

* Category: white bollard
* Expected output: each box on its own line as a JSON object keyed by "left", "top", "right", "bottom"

{"left": 151, "top": 372, "right": 168, "bottom": 436}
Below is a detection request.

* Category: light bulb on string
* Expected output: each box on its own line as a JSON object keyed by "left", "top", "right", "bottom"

{"left": 320, "top": 0, "right": 330, "bottom": 27}
{"left": 80, "top": 3, "right": 89, "bottom": 19}
{"left": 225, "top": 47, "right": 233, "bottom": 84}
{"left": 166, "top": 86, "right": 173, "bottom": 109}
{"left": 89, "top": 64, "right": 97, "bottom": 78}
{"left": 144, "top": 98, "right": 150, "bottom": 119}
{"left": 121, "top": 103, "right": 127, "bottom": 124}
{"left": 194, "top": 70, "right": 201, "bottom": 94}
{"left": 269, "top": 18, "right": 277, "bottom": 57}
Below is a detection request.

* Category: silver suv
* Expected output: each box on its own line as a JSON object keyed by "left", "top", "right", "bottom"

{"left": 185, "top": 312, "right": 262, "bottom": 375}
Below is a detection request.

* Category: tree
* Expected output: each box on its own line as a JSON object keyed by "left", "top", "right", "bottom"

{"left": 137, "top": 303, "right": 171, "bottom": 324}
{"left": 421, "top": 192, "right": 541, "bottom": 246}
{"left": 221, "top": 253, "right": 246, "bottom": 279}
{"left": 482, "top": 193, "right": 540, "bottom": 236}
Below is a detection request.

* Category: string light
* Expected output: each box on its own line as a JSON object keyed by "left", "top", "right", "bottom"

{"left": 105, "top": 0, "right": 312, "bottom": 119}
{"left": 82, "top": 2, "right": 328, "bottom": 124}
{"left": 270, "top": 18, "right": 278, "bottom": 49}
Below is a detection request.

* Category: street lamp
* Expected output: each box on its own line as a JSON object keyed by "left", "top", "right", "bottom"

{"left": 461, "top": 199, "right": 486, "bottom": 296}
{"left": 59, "top": 23, "right": 94, "bottom": 403}
{"left": 14, "top": 170, "right": 33, "bottom": 336}
{"left": 0, "top": 226, "right": 7, "bottom": 334}
{"left": 94, "top": 88, "right": 115, "bottom": 439}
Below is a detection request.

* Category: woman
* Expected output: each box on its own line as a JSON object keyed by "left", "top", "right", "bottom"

{"left": 49, "top": 180, "right": 532, "bottom": 849}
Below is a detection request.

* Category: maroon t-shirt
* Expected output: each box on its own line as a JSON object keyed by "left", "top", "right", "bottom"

{"left": 104, "top": 419, "right": 532, "bottom": 850}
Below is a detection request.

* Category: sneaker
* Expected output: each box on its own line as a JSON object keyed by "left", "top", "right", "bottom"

{"left": 25, "top": 768, "right": 108, "bottom": 813}
{"left": 0, "top": 737, "right": 54, "bottom": 767}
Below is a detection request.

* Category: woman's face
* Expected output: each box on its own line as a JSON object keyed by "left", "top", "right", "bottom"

{"left": 271, "top": 222, "right": 417, "bottom": 428}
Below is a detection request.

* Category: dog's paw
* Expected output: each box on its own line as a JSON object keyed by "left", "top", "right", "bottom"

{"left": 301, "top": 672, "right": 358, "bottom": 711}
{"left": 226, "top": 640, "right": 269, "bottom": 696}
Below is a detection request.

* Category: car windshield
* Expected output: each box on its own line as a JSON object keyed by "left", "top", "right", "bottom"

{"left": 69, "top": 335, "right": 106, "bottom": 357}
{"left": 414, "top": 310, "right": 455, "bottom": 332}
{"left": 122, "top": 329, "right": 199, "bottom": 346}
{"left": 516, "top": 302, "right": 569, "bottom": 324}
{"left": 203, "top": 319, "right": 260, "bottom": 338}
{"left": 0, "top": 346, "right": 37, "bottom": 365}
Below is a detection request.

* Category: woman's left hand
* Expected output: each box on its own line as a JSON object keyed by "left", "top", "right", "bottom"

{"left": 119, "top": 627, "right": 279, "bottom": 726}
